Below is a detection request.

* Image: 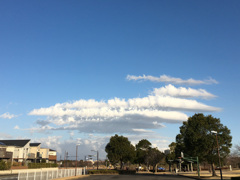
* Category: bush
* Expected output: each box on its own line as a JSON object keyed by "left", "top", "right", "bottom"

{"left": 28, "top": 163, "right": 58, "bottom": 169}
{"left": 0, "top": 160, "right": 11, "bottom": 170}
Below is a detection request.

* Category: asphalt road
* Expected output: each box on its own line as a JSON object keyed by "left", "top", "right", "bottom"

{"left": 0, "top": 175, "right": 18, "bottom": 180}
{"left": 79, "top": 174, "right": 194, "bottom": 180}
{"left": 0, "top": 174, "right": 194, "bottom": 180}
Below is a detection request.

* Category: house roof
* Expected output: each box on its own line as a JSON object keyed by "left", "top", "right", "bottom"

{"left": 0, "top": 140, "right": 30, "bottom": 147}
{"left": 0, "top": 142, "right": 6, "bottom": 146}
{"left": 30, "top": 143, "right": 41, "bottom": 147}
{"left": 49, "top": 149, "right": 56, "bottom": 151}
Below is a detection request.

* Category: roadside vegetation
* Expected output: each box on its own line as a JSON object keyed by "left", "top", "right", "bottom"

{"left": 28, "top": 163, "right": 58, "bottom": 169}
{"left": 0, "top": 160, "right": 11, "bottom": 170}
{"left": 104, "top": 113, "right": 236, "bottom": 176}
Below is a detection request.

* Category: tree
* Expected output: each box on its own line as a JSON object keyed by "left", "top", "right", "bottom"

{"left": 227, "top": 144, "right": 240, "bottom": 168}
{"left": 144, "top": 147, "right": 165, "bottom": 173}
{"left": 175, "top": 113, "right": 232, "bottom": 176}
{"left": 105, "top": 134, "right": 136, "bottom": 169}
{"left": 166, "top": 142, "right": 176, "bottom": 171}
{"left": 135, "top": 139, "right": 151, "bottom": 166}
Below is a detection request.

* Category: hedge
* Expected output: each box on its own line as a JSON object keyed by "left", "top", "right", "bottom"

{"left": 28, "top": 163, "right": 58, "bottom": 169}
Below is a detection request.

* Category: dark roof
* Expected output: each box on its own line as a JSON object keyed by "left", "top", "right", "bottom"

{"left": 0, "top": 140, "right": 30, "bottom": 147}
{"left": 49, "top": 149, "right": 56, "bottom": 151}
{"left": 30, "top": 143, "right": 41, "bottom": 147}
{"left": 0, "top": 142, "right": 6, "bottom": 145}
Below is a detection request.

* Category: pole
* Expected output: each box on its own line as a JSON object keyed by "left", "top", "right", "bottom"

{"left": 215, "top": 134, "right": 223, "bottom": 180}
{"left": 97, "top": 151, "right": 99, "bottom": 170}
{"left": 64, "top": 151, "right": 66, "bottom": 169}
{"left": 75, "top": 145, "right": 78, "bottom": 176}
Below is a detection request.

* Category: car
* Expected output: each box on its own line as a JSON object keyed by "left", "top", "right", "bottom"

{"left": 157, "top": 167, "right": 165, "bottom": 172}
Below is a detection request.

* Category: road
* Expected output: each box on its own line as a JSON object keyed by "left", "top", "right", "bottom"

{"left": 78, "top": 174, "right": 194, "bottom": 180}
{"left": 0, "top": 175, "right": 18, "bottom": 180}
{"left": 0, "top": 174, "right": 194, "bottom": 180}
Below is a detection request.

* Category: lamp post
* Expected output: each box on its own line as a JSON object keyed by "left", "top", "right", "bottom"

{"left": 75, "top": 144, "right": 80, "bottom": 176}
{"left": 91, "top": 150, "right": 99, "bottom": 170}
{"left": 211, "top": 131, "right": 222, "bottom": 180}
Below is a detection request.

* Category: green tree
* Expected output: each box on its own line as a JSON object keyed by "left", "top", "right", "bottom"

{"left": 175, "top": 113, "right": 232, "bottom": 176}
{"left": 135, "top": 139, "right": 151, "bottom": 166}
{"left": 105, "top": 134, "right": 136, "bottom": 169}
{"left": 144, "top": 147, "right": 165, "bottom": 173}
{"left": 166, "top": 142, "right": 176, "bottom": 171}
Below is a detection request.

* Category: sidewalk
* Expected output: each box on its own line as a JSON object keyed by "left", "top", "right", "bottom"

{"left": 178, "top": 169, "right": 240, "bottom": 180}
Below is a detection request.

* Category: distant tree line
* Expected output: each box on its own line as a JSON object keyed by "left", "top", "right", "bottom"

{"left": 105, "top": 134, "right": 165, "bottom": 172}
{"left": 105, "top": 113, "right": 235, "bottom": 176}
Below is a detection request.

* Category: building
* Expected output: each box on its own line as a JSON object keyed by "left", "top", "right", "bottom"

{"left": 0, "top": 140, "right": 30, "bottom": 163}
{"left": 164, "top": 149, "right": 170, "bottom": 155}
{"left": 0, "top": 142, "right": 13, "bottom": 162}
{"left": 40, "top": 148, "right": 50, "bottom": 163}
{"left": 29, "top": 143, "right": 42, "bottom": 163}
{"left": 0, "top": 140, "right": 57, "bottom": 164}
{"left": 49, "top": 149, "right": 57, "bottom": 163}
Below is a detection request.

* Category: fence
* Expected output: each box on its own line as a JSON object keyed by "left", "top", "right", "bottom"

{"left": 18, "top": 168, "right": 86, "bottom": 180}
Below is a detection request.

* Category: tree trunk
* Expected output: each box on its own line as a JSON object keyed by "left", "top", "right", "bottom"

{"left": 120, "top": 160, "right": 123, "bottom": 170}
{"left": 211, "top": 163, "right": 217, "bottom": 176}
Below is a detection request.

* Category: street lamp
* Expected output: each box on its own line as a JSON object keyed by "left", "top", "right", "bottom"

{"left": 211, "top": 131, "right": 222, "bottom": 180}
{"left": 75, "top": 144, "right": 80, "bottom": 176}
{"left": 91, "top": 150, "right": 99, "bottom": 170}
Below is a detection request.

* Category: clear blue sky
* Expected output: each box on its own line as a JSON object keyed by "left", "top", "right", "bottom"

{"left": 0, "top": 0, "right": 240, "bottom": 160}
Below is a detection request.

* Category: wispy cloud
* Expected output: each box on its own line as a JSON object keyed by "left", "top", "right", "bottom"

{"left": 14, "top": 125, "right": 20, "bottom": 129}
{"left": 0, "top": 133, "right": 12, "bottom": 139}
{"left": 152, "top": 84, "right": 217, "bottom": 99}
{"left": 0, "top": 112, "right": 18, "bottom": 119}
{"left": 127, "top": 74, "right": 218, "bottom": 85}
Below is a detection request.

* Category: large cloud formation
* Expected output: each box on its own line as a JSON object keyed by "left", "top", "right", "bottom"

{"left": 28, "top": 78, "right": 220, "bottom": 135}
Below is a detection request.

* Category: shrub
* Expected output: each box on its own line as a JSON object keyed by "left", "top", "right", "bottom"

{"left": 28, "top": 163, "right": 58, "bottom": 169}
{"left": 0, "top": 160, "right": 11, "bottom": 170}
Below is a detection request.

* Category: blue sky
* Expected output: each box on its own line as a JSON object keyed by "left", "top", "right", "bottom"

{"left": 0, "top": 0, "right": 240, "bottom": 160}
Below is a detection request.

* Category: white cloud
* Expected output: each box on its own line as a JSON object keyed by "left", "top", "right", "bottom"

{"left": 127, "top": 74, "right": 218, "bottom": 85}
{"left": 31, "top": 135, "right": 109, "bottom": 160}
{"left": 152, "top": 84, "right": 216, "bottom": 99}
{"left": 132, "top": 129, "right": 154, "bottom": 133}
{"left": 31, "top": 133, "right": 173, "bottom": 160}
{"left": 14, "top": 125, "right": 20, "bottom": 129}
{"left": 27, "top": 75, "right": 220, "bottom": 142}
{"left": 22, "top": 75, "right": 220, "bottom": 159}
{"left": 28, "top": 95, "right": 220, "bottom": 135}
{"left": 69, "top": 131, "right": 74, "bottom": 137}
{"left": 0, "top": 112, "right": 18, "bottom": 119}
{"left": 0, "top": 133, "right": 12, "bottom": 139}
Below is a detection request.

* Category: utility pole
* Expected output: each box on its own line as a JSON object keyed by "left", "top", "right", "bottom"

{"left": 75, "top": 144, "right": 80, "bottom": 176}
{"left": 91, "top": 150, "right": 99, "bottom": 170}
